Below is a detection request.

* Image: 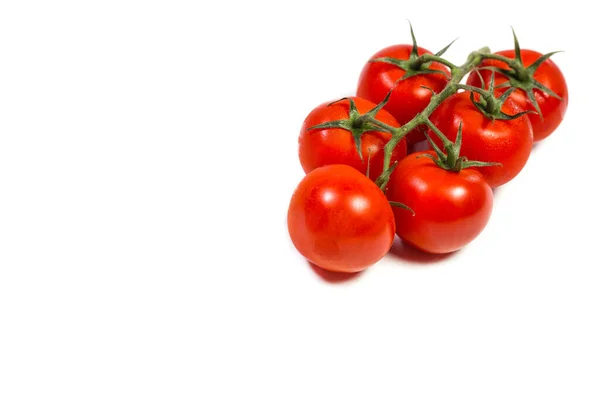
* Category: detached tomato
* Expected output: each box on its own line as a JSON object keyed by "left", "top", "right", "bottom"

{"left": 466, "top": 49, "right": 568, "bottom": 141}
{"left": 357, "top": 45, "right": 450, "bottom": 146}
{"left": 299, "top": 97, "right": 407, "bottom": 181}
{"left": 386, "top": 152, "right": 493, "bottom": 254}
{"left": 288, "top": 164, "right": 396, "bottom": 273}
{"left": 428, "top": 92, "right": 533, "bottom": 188}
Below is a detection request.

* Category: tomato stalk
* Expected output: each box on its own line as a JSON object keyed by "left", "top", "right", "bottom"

{"left": 368, "top": 47, "right": 491, "bottom": 190}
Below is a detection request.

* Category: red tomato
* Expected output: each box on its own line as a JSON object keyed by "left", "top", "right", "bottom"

{"left": 466, "top": 49, "right": 568, "bottom": 141}
{"left": 386, "top": 152, "right": 493, "bottom": 254}
{"left": 357, "top": 45, "right": 450, "bottom": 146}
{"left": 428, "top": 91, "right": 533, "bottom": 188}
{"left": 287, "top": 164, "right": 396, "bottom": 273}
{"left": 299, "top": 97, "right": 407, "bottom": 181}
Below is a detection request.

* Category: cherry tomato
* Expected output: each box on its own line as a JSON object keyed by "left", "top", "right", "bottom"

{"left": 466, "top": 49, "right": 568, "bottom": 142}
{"left": 299, "top": 97, "right": 407, "bottom": 181}
{"left": 287, "top": 164, "right": 396, "bottom": 273}
{"left": 357, "top": 45, "right": 450, "bottom": 146}
{"left": 428, "top": 92, "right": 533, "bottom": 188}
{"left": 386, "top": 152, "right": 493, "bottom": 254}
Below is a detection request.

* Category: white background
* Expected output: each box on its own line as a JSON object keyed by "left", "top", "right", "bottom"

{"left": 1, "top": 1, "right": 599, "bottom": 399}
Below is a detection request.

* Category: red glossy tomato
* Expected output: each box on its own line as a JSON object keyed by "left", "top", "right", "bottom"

{"left": 299, "top": 97, "right": 407, "bottom": 181}
{"left": 357, "top": 45, "right": 450, "bottom": 146}
{"left": 466, "top": 49, "right": 568, "bottom": 141}
{"left": 287, "top": 164, "right": 396, "bottom": 273}
{"left": 386, "top": 152, "right": 493, "bottom": 254}
{"left": 428, "top": 91, "right": 533, "bottom": 188}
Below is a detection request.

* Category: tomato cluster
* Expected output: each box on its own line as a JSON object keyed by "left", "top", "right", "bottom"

{"left": 287, "top": 26, "right": 568, "bottom": 274}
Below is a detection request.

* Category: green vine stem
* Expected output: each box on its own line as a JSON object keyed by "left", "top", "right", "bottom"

{"left": 311, "top": 28, "right": 564, "bottom": 191}
{"left": 365, "top": 47, "right": 492, "bottom": 190}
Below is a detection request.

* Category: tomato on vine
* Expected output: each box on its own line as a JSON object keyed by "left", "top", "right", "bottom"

{"left": 299, "top": 96, "right": 407, "bottom": 181}
{"left": 387, "top": 152, "right": 493, "bottom": 254}
{"left": 356, "top": 24, "right": 452, "bottom": 147}
{"left": 466, "top": 29, "right": 568, "bottom": 142}
{"left": 386, "top": 124, "right": 494, "bottom": 254}
{"left": 287, "top": 164, "right": 397, "bottom": 273}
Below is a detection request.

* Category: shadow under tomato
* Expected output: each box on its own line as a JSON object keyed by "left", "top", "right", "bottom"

{"left": 387, "top": 237, "right": 455, "bottom": 266}
{"left": 531, "top": 140, "right": 545, "bottom": 153}
{"left": 308, "top": 262, "right": 364, "bottom": 283}
{"left": 492, "top": 185, "right": 503, "bottom": 198}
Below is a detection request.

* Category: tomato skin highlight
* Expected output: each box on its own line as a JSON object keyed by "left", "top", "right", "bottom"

{"left": 428, "top": 92, "right": 533, "bottom": 188}
{"left": 386, "top": 152, "right": 493, "bottom": 254}
{"left": 299, "top": 97, "right": 407, "bottom": 181}
{"left": 466, "top": 49, "right": 568, "bottom": 142}
{"left": 287, "top": 164, "right": 396, "bottom": 273}
{"left": 357, "top": 45, "right": 450, "bottom": 146}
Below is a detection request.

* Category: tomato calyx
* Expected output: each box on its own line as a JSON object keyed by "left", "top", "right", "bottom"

{"left": 462, "top": 71, "right": 536, "bottom": 122}
{"left": 369, "top": 22, "right": 454, "bottom": 80}
{"left": 423, "top": 118, "right": 501, "bottom": 173}
{"left": 305, "top": 92, "right": 395, "bottom": 162}
{"left": 477, "top": 28, "right": 563, "bottom": 120}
